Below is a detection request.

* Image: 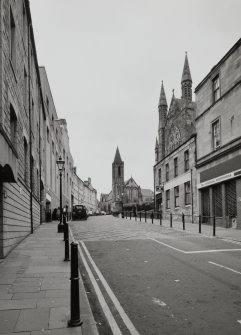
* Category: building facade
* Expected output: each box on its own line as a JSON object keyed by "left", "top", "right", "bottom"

{"left": 0, "top": 0, "right": 44, "bottom": 257}
{"left": 0, "top": 0, "right": 98, "bottom": 257}
{"left": 195, "top": 38, "right": 241, "bottom": 228}
{"left": 154, "top": 55, "right": 197, "bottom": 222}
{"left": 72, "top": 172, "right": 97, "bottom": 213}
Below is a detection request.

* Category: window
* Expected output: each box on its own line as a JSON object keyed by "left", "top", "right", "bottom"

{"left": 10, "top": 7, "right": 16, "bottom": 69}
{"left": 213, "top": 75, "right": 220, "bottom": 102}
{"left": 174, "top": 186, "right": 179, "bottom": 207}
{"left": 10, "top": 104, "right": 17, "bottom": 147}
{"left": 174, "top": 157, "right": 178, "bottom": 177}
{"left": 166, "top": 190, "right": 170, "bottom": 209}
{"left": 185, "top": 181, "right": 191, "bottom": 205}
{"left": 166, "top": 163, "right": 169, "bottom": 182}
{"left": 184, "top": 150, "right": 189, "bottom": 172}
{"left": 212, "top": 119, "right": 221, "bottom": 150}
{"left": 158, "top": 168, "right": 161, "bottom": 185}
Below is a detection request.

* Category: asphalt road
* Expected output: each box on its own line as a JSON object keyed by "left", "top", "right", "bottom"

{"left": 70, "top": 215, "right": 241, "bottom": 335}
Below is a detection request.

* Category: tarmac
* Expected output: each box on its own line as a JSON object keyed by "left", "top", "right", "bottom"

{"left": 1, "top": 217, "right": 241, "bottom": 335}
{"left": 0, "top": 221, "right": 98, "bottom": 335}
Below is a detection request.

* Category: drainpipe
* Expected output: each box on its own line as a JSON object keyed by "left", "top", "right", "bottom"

{"left": 28, "top": 23, "right": 33, "bottom": 234}
{"left": 191, "top": 168, "right": 194, "bottom": 223}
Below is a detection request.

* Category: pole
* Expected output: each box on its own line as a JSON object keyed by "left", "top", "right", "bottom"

{"left": 58, "top": 171, "right": 64, "bottom": 232}
{"left": 170, "top": 212, "right": 172, "bottom": 228}
{"left": 213, "top": 216, "right": 216, "bottom": 236}
{"left": 145, "top": 211, "right": 147, "bottom": 223}
{"left": 140, "top": 212, "right": 141, "bottom": 222}
{"left": 151, "top": 212, "right": 154, "bottom": 224}
{"left": 64, "top": 223, "right": 69, "bottom": 262}
{"left": 68, "top": 243, "right": 82, "bottom": 327}
{"left": 199, "top": 215, "right": 202, "bottom": 234}
{"left": 182, "top": 213, "right": 185, "bottom": 230}
{"left": 160, "top": 211, "right": 162, "bottom": 225}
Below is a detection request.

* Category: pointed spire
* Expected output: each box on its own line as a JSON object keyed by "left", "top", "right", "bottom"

{"left": 181, "top": 52, "right": 192, "bottom": 83}
{"left": 155, "top": 137, "right": 159, "bottom": 148}
{"left": 158, "top": 81, "right": 167, "bottom": 107}
{"left": 113, "top": 146, "right": 122, "bottom": 163}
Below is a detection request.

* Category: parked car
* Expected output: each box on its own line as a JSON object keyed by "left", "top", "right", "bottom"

{"left": 95, "top": 210, "right": 100, "bottom": 215}
{"left": 72, "top": 205, "right": 88, "bottom": 220}
{"left": 100, "top": 211, "right": 106, "bottom": 215}
{"left": 88, "top": 210, "right": 93, "bottom": 216}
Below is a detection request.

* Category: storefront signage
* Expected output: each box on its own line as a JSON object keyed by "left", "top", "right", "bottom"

{"left": 198, "top": 169, "right": 241, "bottom": 189}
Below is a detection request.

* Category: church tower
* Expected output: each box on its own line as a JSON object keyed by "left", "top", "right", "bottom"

{"left": 157, "top": 81, "right": 167, "bottom": 161}
{"left": 112, "top": 147, "right": 124, "bottom": 208}
{"left": 181, "top": 53, "right": 192, "bottom": 102}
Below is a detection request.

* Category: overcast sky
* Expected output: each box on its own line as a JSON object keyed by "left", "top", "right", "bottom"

{"left": 30, "top": 0, "right": 241, "bottom": 197}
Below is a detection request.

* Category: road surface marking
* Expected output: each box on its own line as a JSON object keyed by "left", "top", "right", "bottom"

{"left": 152, "top": 298, "right": 167, "bottom": 306}
{"left": 81, "top": 241, "right": 140, "bottom": 335}
{"left": 149, "top": 238, "right": 241, "bottom": 254}
{"left": 209, "top": 261, "right": 241, "bottom": 275}
{"left": 149, "top": 238, "right": 186, "bottom": 253}
{"left": 237, "top": 320, "right": 241, "bottom": 324}
{"left": 78, "top": 243, "right": 123, "bottom": 335}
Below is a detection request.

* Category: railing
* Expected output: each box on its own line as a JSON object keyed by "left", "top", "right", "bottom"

{"left": 120, "top": 211, "right": 227, "bottom": 237}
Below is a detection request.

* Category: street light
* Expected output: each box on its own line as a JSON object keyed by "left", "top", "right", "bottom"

{"left": 57, "top": 156, "right": 65, "bottom": 232}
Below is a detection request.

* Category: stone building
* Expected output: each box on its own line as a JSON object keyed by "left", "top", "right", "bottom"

{"left": 154, "top": 55, "right": 197, "bottom": 222}
{"left": 72, "top": 171, "right": 97, "bottom": 213}
{"left": 0, "top": 0, "right": 44, "bottom": 257}
{"left": 195, "top": 38, "right": 241, "bottom": 228}
{"left": 0, "top": 0, "right": 98, "bottom": 257}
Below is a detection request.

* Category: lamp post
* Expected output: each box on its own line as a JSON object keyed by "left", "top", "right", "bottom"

{"left": 57, "top": 156, "right": 65, "bottom": 233}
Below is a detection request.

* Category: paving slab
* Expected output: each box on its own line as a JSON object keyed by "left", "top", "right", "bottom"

{"left": 49, "top": 306, "right": 69, "bottom": 329}
{"left": 14, "top": 307, "right": 49, "bottom": 332}
{"left": 45, "top": 289, "right": 69, "bottom": 298}
{"left": 0, "top": 310, "right": 20, "bottom": 334}
{"left": 0, "top": 300, "right": 36, "bottom": 310}
{"left": 12, "top": 291, "right": 46, "bottom": 300}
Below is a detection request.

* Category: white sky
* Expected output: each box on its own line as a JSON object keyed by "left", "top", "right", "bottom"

{"left": 30, "top": 0, "right": 241, "bottom": 197}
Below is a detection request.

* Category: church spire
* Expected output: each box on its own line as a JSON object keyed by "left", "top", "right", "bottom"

{"left": 158, "top": 81, "right": 167, "bottom": 107}
{"left": 113, "top": 146, "right": 122, "bottom": 163}
{"left": 181, "top": 52, "right": 192, "bottom": 102}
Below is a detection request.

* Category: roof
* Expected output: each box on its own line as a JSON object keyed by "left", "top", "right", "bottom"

{"left": 181, "top": 53, "right": 192, "bottom": 83}
{"left": 125, "top": 177, "right": 139, "bottom": 188}
{"left": 113, "top": 147, "right": 123, "bottom": 163}
{"left": 158, "top": 81, "right": 167, "bottom": 107}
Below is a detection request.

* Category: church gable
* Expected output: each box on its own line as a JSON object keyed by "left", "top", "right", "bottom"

{"left": 125, "top": 177, "right": 139, "bottom": 188}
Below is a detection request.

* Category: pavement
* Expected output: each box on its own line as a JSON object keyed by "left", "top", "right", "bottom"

{"left": 1, "top": 217, "right": 241, "bottom": 335}
{"left": 0, "top": 221, "right": 98, "bottom": 335}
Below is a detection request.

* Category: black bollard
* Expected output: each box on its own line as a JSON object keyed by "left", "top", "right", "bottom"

{"left": 126, "top": 211, "right": 127, "bottom": 219}
{"left": 130, "top": 212, "right": 131, "bottom": 220}
{"left": 170, "top": 213, "right": 172, "bottom": 228}
{"left": 64, "top": 223, "right": 70, "bottom": 262}
{"left": 182, "top": 213, "right": 185, "bottom": 230}
{"left": 213, "top": 216, "right": 216, "bottom": 236}
{"left": 199, "top": 215, "right": 201, "bottom": 234}
{"left": 68, "top": 243, "right": 82, "bottom": 327}
{"left": 140, "top": 212, "right": 142, "bottom": 222}
{"left": 151, "top": 212, "right": 154, "bottom": 224}
{"left": 145, "top": 211, "right": 147, "bottom": 223}
{"left": 160, "top": 211, "right": 162, "bottom": 226}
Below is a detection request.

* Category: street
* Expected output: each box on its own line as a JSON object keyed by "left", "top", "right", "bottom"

{"left": 70, "top": 215, "right": 241, "bottom": 335}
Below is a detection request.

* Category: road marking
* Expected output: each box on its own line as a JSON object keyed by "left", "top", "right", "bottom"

{"left": 237, "top": 320, "right": 241, "bottom": 324}
{"left": 149, "top": 238, "right": 186, "bottom": 253}
{"left": 149, "top": 238, "right": 241, "bottom": 254}
{"left": 209, "top": 261, "right": 241, "bottom": 275}
{"left": 78, "top": 243, "right": 123, "bottom": 335}
{"left": 152, "top": 297, "right": 167, "bottom": 306}
{"left": 81, "top": 241, "right": 140, "bottom": 335}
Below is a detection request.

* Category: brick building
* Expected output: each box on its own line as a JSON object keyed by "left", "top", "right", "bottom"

{"left": 195, "top": 38, "right": 241, "bottom": 228}
{"left": 154, "top": 55, "right": 197, "bottom": 222}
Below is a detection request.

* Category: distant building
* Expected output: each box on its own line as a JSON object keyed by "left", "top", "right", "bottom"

{"left": 154, "top": 54, "right": 197, "bottom": 221}
{"left": 99, "top": 148, "right": 153, "bottom": 213}
{"left": 141, "top": 189, "right": 154, "bottom": 204}
{"left": 195, "top": 38, "right": 241, "bottom": 228}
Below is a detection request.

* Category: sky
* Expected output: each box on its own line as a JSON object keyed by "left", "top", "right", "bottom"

{"left": 30, "top": 0, "right": 241, "bottom": 197}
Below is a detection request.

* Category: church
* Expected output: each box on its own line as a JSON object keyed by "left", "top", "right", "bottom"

{"left": 100, "top": 148, "right": 153, "bottom": 213}
{"left": 153, "top": 54, "right": 198, "bottom": 221}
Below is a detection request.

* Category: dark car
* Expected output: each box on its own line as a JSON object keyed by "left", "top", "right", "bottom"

{"left": 72, "top": 205, "right": 88, "bottom": 220}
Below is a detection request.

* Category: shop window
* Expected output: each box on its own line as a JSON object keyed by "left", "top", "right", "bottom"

{"left": 174, "top": 186, "right": 179, "bottom": 207}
